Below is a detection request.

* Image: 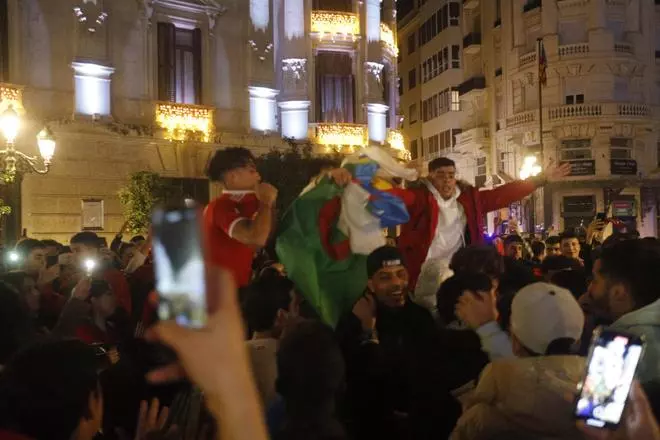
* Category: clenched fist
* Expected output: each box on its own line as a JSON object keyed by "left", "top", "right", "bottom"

{"left": 256, "top": 182, "right": 278, "bottom": 207}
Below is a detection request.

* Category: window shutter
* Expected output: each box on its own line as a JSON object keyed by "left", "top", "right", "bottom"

{"left": 192, "top": 28, "right": 202, "bottom": 105}
{"left": 0, "top": 0, "right": 9, "bottom": 82}
{"left": 157, "top": 22, "right": 175, "bottom": 102}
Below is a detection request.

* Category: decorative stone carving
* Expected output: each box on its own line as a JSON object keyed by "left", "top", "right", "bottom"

{"left": 282, "top": 58, "right": 307, "bottom": 92}
{"left": 365, "top": 61, "right": 384, "bottom": 99}
{"left": 73, "top": 0, "right": 108, "bottom": 34}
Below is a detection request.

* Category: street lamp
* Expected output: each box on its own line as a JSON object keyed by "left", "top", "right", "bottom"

{"left": 519, "top": 154, "right": 542, "bottom": 180}
{"left": 0, "top": 105, "right": 56, "bottom": 179}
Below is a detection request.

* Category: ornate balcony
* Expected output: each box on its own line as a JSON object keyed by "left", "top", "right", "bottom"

{"left": 614, "top": 42, "right": 633, "bottom": 55}
{"left": 311, "top": 11, "right": 360, "bottom": 41}
{"left": 506, "top": 110, "right": 536, "bottom": 128}
{"left": 559, "top": 43, "right": 589, "bottom": 57}
{"left": 309, "top": 123, "right": 410, "bottom": 160}
{"left": 0, "top": 83, "right": 24, "bottom": 113}
{"left": 380, "top": 23, "right": 399, "bottom": 56}
{"left": 309, "top": 11, "right": 399, "bottom": 54}
{"left": 519, "top": 51, "right": 537, "bottom": 68}
{"left": 386, "top": 129, "right": 411, "bottom": 160}
{"left": 548, "top": 103, "right": 602, "bottom": 121}
{"left": 311, "top": 122, "right": 367, "bottom": 151}
{"left": 154, "top": 102, "right": 215, "bottom": 142}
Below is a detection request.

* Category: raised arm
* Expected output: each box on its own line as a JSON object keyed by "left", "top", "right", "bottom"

{"left": 224, "top": 183, "right": 277, "bottom": 248}
{"left": 478, "top": 162, "right": 570, "bottom": 213}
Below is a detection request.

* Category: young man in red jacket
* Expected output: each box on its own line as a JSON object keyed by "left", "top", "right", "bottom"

{"left": 393, "top": 157, "right": 570, "bottom": 291}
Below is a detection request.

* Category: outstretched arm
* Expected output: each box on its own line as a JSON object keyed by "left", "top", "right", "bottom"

{"left": 478, "top": 162, "right": 570, "bottom": 213}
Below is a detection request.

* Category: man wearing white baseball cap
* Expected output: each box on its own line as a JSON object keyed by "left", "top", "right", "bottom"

{"left": 451, "top": 283, "right": 587, "bottom": 440}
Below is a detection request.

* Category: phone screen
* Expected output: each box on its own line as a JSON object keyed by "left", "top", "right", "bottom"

{"left": 152, "top": 206, "right": 207, "bottom": 328}
{"left": 574, "top": 328, "right": 645, "bottom": 428}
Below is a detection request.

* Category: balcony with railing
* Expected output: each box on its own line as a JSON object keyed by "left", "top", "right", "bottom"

{"left": 558, "top": 43, "right": 589, "bottom": 57}
{"left": 548, "top": 103, "right": 602, "bottom": 121}
{"left": 463, "top": 32, "right": 482, "bottom": 55}
{"left": 547, "top": 102, "right": 650, "bottom": 122}
{"left": 154, "top": 102, "right": 215, "bottom": 142}
{"left": 310, "top": 11, "right": 360, "bottom": 42}
{"left": 308, "top": 123, "right": 409, "bottom": 159}
{"left": 519, "top": 51, "right": 537, "bottom": 68}
{"left": 506, "top": 110, "right": 536, "bottom": 128}
{"left": 309, "top": 11, "right": 399, "bottom": 54}
{"left": 614, "top": 42, "right": 634, "bottom": 55}
{"left": 458, "top": 76, "right": 486, "bottom": 96}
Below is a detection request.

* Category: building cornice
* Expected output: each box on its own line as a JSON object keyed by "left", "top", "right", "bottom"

{"left": 152, "top": 0, "right": 227, "bottom": 15}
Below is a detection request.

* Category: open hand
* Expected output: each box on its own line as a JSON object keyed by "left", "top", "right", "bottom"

{"left": 328, "top": 168, "right": 352, "bottom": 187}
{"left": 352, "top": 294, "right": 377, "bottom": 331}
{"left": 545, "top": 161, "right": 572, "bottom": 182}
{"left": 134, "top": 398, "right": 176, "bottom": 440}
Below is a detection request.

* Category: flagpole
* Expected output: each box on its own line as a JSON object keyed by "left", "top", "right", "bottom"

{"left": 532, "top": 37, "right": 544, "bottom": 236}
{"left": 537, "top": 37, "right": 544, "bottom": 164}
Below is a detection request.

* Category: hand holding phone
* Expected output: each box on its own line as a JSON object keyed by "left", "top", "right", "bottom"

{"left": 577, "top": 381, "right": 660, "bottom": 440}
{"left": 152, "top": 204, "right": 207, "bottom": 328}
{"left": 574, "top": 328, "right": 646, "bottom": 429}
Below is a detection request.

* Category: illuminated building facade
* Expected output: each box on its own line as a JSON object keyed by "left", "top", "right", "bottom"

{"left": 462, "top": 0, "right": 660, "bottom": 236}
{"left": 399, "top": 0, "right": 660, "bottom": 237}
{"left": 0, "top": 0, "right": 405, "bottom": 243}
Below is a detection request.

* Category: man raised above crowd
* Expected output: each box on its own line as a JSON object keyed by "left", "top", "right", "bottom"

{"left": 204, "top": 147, "right": 350, "bottom": 289}
{"left": 393, "top": 157, "right": 570, "bottom": 292}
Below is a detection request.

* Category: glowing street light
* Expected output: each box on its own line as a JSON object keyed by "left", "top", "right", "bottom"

{"left": 519, "top": 154, "right": 542, "bottom": 180}
{"left": 0, "top": 105, "right": 56, "bottom": 179}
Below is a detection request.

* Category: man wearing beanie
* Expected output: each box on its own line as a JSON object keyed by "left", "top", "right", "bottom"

{"left": 336, "top": 246, "right": 461, "bottom": 440}
{"left": 451, "top": 283, "right": 586, "bottom": 440}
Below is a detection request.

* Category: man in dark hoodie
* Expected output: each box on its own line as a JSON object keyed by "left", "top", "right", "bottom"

{"left": 336, "top": 246, "right": 460, "bottom": 440}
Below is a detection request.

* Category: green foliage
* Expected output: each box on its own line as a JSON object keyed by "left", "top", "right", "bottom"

{"left": 118, "top": 171, "right": 174, "bottom": 234}
{"left": 0, "top": 198, "right": 11, "bottom": 217}
{"left": 256, "top": 141, "right": 342, "bottom": 220}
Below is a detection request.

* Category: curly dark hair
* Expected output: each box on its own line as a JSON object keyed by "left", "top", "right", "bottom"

{"left": 206, "top": 147, "right": 255, "bottom": 182}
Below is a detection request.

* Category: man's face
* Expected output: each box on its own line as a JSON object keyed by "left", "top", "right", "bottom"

{"left": 587, "top": 259, "right": 613, "bottom": 318}
{"left": 505, "top": 242, "right": 523, "bottom": 260}
{"left": 546, "top": 243, "right": 561, "bottom": 257}
{"left": 226, "top": 161, "right": 261, "bottom": 190}
{"left": 368, "top": 265, "right": 409, "bottom": 308}
{"left": 44, "top": 246, "right": 59, "bottom": 258}
{"left": 71, "top": 243, "right": 98, "bottom": 266}
{"left": 562, "top": 238, "right": 581, "bottom": 259}
{"left": 24, "top": 248, "right": 46, "bottom": 276}
{"left": 92, "top": 290, "right": 117, "bottom": 318}
{"left": 22, "top": 276, "right": 40, "bottom": 313}
{"left": 429, "top": 166, "right": 457, "bottom": 200}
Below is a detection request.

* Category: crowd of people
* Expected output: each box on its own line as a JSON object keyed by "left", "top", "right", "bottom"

{"left": 0, "top": 147, "right": 659, "bottom": 440}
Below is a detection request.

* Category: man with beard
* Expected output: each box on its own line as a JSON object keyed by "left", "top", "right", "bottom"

{"left": 336, "top": 246, "right": 460, "bottom": 440}
{"left": 585, "top": 239, "right": 660, "bottom": 384}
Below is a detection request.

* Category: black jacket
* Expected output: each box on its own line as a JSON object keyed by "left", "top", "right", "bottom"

{"left": 336, "top": 298, "right": 461, "bottom": 440}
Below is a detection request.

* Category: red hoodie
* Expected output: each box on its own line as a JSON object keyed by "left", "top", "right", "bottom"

{"left": 391, "top": 180, "right": 537, "bottom": 290}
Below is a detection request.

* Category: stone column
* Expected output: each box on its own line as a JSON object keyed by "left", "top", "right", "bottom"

{"left": 541, "top": 0, "right": 558, "bottom": 37}
{"left": 278, "top": 0, "right": 310, "bottom": 140}
{"left": 512, "top": 0, "right": 526, "bottom": 48}
{"left": 248, "top": 0, "right": 278, "bottom": 132}
{"left": 589, "top": 0, "right": 607, "bottom": 31}
{"left": 363, "top": 0, "right": 387, "bottom": 144}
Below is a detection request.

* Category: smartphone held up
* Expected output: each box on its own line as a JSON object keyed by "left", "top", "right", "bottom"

{"left": 152, "top": 203, "right": 207, "bottom": 328}
{"left": 574, "top": 327, "right": 645, "bottom": 429}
